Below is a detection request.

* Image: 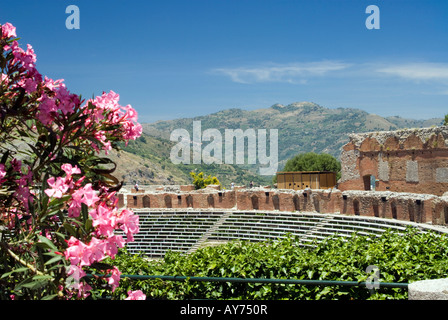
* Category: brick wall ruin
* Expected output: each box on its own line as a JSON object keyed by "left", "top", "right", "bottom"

{"left": 338, "top": 126, "right": 448, "bottom": 196}
{"left": 117, "top": 186, "right": 448, "bottom": 228}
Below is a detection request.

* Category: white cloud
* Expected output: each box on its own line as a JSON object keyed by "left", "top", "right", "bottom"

{"left": 376, "top": 62, "right": 448, "bottom": 81}
{"left": 212, "top": 61, "right": 351, "bottom": 84}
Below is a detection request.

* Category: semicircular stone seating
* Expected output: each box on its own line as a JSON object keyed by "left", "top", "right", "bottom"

{"left": 122, "top": 210, "right": 448, "bottom": 258}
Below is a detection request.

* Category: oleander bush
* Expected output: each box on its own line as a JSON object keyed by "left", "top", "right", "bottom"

{"left": 98, "top": 227, "right": 448, "bottom": 300}
{"left": 0, "top": 22, "right": 144, "bottom": 300}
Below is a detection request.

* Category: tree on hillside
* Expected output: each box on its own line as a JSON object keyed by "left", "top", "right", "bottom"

{"left": 273, "top": 152, "right": 341, "bottom": 183}
{"left": 190, "top": 171, "right": 221, "bottom": 189}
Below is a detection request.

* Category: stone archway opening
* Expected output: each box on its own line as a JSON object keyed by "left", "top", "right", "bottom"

{"left": 363, "top": 174, "right": 376, "bottom": 191}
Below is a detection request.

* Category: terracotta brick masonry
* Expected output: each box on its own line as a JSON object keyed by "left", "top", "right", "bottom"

{"left": 338, "top": 126, "right": 448, "bottom": 196}
{"left": 117, "top": 185, "right": 448, "bottom": 228}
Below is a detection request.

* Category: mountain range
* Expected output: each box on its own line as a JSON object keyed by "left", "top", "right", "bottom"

{"left": 109, "top": 102, "right": 443, "bottom": 187}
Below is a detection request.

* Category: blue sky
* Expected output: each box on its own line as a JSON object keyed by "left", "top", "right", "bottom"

{"left": 2, "top": 0, "right": 448, "bottom": 122}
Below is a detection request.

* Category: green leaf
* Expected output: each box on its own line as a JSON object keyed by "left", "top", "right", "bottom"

{"left": 44, "top": 255, "right": 63, "bottom": 265}
{"left": 84, "top": 218, "right": 93, "bottom": 232}
{"left": 63, "top": 222, "right": 77, "bottom": 237}
{"left": 1, "top": 267, "right": 29, "bottom": 279}
{"left": 37, "top": 235, "right": 57, "bottom": 251}
{"left": 21, "top": 279, "right": 49, "bottom": 290}
{"left": 0, "top": 150, "right": 9, "bottom": 164}
{"left": 31, "top": 275, "right": 53, "bottom": 281}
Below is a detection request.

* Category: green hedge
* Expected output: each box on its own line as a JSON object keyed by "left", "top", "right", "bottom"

{"left": 90, "top": 227, "right": 448, "bottom": 300}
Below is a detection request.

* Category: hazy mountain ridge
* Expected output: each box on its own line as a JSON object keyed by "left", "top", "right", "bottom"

{"left": 113, "top": 102, "right": 443, "bottom": 186}
{"left": 112, "top": 133, "right": 270, "bottom": 187}
{"left": 141, "top": 102, "right": 443, "bottom": 163}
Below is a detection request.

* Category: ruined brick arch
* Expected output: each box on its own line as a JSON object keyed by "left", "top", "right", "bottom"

{"left": 414, "top": 199, "right": 424, "bottom": 223}
{"left": 390, "top": 200, "right": 398, "bottom": 219}
{"left": 353, "top": 198, "right": 360, "bottom": 216}
{"left": 251, "top": 195, "right": 259, "bottom": 210}
{"left": 384, "top": 136, "right": 400, "bottom": 151}
{"left": 407, "top": 200, "right": 415, "bottom": 222}
{"left": 432, "top": 202, "right": 448, "bottom": 226}
{"left": 372, "top": 201, "right": 380, "bottom": 218}
{"left": 186, "top": 195, "right": 193, "bottom": 207}
{"left": 312, "top": 194, "right": 320, "bottom": 213}
{"left": 292, "top": 194, "right": 300, "bottom": 211}
{"left": 403, "top": 134, "right": 424, "bottom": 150}
{"left": 425, "top": 133, "right": 446, "bottom": 149}
{"left": 272, "top": 194, "right": 280, "bottom": 210}
{"left": 360, "top": 137, "right": 381, "bottom": 152}
{"left": 362, "top": 174, "right": 376, "bottom": 191}
{"left": 164, "top": 195, "right": 172, "bottom": 208}
{"left": 143, "top": 195, "right": 150, "bottom": 208}
{"left": 207, "top": 194, "right": 215, "bottom": 208}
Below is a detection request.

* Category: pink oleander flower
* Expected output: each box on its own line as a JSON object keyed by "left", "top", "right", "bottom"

{"left": 43, "top": 76, "right": 64, "bottom": 91}
{"left": 14, "top": 170, "right": 33, "bottom": 211}
{"left": 66, "top": 264, "right": 86, "bottom": 282}
{"left": 11, "top": 158, "right": 21, "bottom": 172}
{"left": 107, "top": 267, "right": 121, "bottom": 292}
{"left": 82, "top": 90, "right": 142, "bottom": 150}
{"left": 61, "top": 163, "right": 81, "bottom": 177}
{"left": 0, "top": 163, "right": 6, "bottom": 183}
{"left": 122, "top": 121, "right": 143, "bottom": 142}
{"left": 1, "top": 22, "right": 16, "bottom": 38}
{"left": 45, "top": 176, "right": 70, "bottom": 198}
{"left": 7, "top": 41, "right": 38, "bottom": 77}
{"left": 68, "top": 184, "right": 99, "bottom": 218}
{"left": 74, "top": 183, "right": 100, "bottom": 207}
{"left": 65, "top": 236, "right": 90, "bottom": 267}
{"left": 37, "top": 93, "right": 58, "bottom": 125}
{"left": 103, "top": 235, "right": 125, "bottom": 259}
{"left": 117, "top": 209, "right": 139, "bottom": 242}
{"left": 122, "top": 105, "right": 138, "bottom": 122}
{"left": 67, "top": 201, "right": 82, "bottom": 218}
{"left": 86, "top": 237, "right": 106, "bottom": 263}
{"left": 93, "top": 130, "right": 112, "bottom": 154}
{"left": 19, "top": 77, "right": 38, "bottom": 94}
{"left": 75, "top": 281, "right": 92, "bottom": 299}
{"left": 89, "top": 203, "right": 117, "bottom": 237}
{"left": 125, "top": 290, "right": 146, "bottom": 300}
{"left": 37, "top": 81, "right": 79, "bottom": 124}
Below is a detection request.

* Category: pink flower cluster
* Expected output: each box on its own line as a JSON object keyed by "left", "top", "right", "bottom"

{"left": 83, "top": 90, "right": 143, "bottom": 154}
{"left": 3, "top": 26, "right": 41, "bottom": 95}
{"left": 125, "top": 290, "right": 146, "bottom": 300}
{"left": 1, "top": 22, "right": 145, "bottom": 300}
{"left": 37, "top": 78, "right": 80, "bottom": 125}
{"left": 45, "top": 162, "right": 140, "bottom": 297}
{"left": 0, "top": 159, "right": 34, "bottom": 214}
{"left": 1, "top": 22, "right": 16, "bottom": 38}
